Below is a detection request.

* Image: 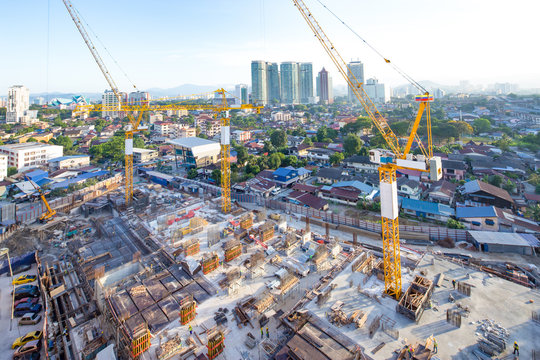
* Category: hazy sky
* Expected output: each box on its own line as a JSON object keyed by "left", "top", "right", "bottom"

{"left": 2, "top": 0, "right": 539, "bottom": 94}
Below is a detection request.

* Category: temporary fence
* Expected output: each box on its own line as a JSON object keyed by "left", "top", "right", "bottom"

{"left": 262, "top": 198, "right": 471, "bottom": 243}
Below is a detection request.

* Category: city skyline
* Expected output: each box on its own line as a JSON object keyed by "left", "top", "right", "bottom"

{"left": 1, "top": 0, "right": 539, "bottom": 94}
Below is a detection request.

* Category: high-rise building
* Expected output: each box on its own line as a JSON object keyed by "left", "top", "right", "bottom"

{"left": 316, "top": 67, "right": 333, "bottom": 105}
{"left": 280, "top": 62, "right": 300, "bottom": 105}
{"left": 299, "top": 63, "right": 313, "bottom": 104}
{"left": 6, "top": 85, "right": 30, "bottom": 123}
{"left": 347, "top": 61, "right": 364, "bottom": 103}
{"left": 102, "top": 90, "right": 127, "bottom": 118}
{"left": 267, "top": 62, "right": 281, "bottom": 105}
{"left": 251, "top": 61, "right": 268, "bottom": 105}
{"left": 128, "top": 91, "right": 150, "bottom": 105}
{"left": 235, "top": 84, "right": 249, "bottom": 104}
{"left": 364, "top": 78, "right": 389, "bottom": 103}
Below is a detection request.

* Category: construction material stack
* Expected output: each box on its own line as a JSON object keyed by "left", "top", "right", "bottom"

{"left": 224, "top": 240, "right": 242, "bottom": 262}
{"left": 179, "top": 295, "right": 197, "bottom": 325}
{"left": 207, "top": 330, "right": 225, "bottom": 360}
{"left": 156, "top": 336, "right": 183, "bottom": 360}
{"left": 202, "top": 253, "right": 220, "bottom": 275}
{"left": 396, "top": 275, "right": 434, "bottom": 322}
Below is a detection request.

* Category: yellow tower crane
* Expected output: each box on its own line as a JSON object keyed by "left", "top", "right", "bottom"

{"left": 74, "top": 91, "right": 261, "bottom": 213}
{"left": 291, "top": 0, "right": 442, "bottom": 299}
{"left": 62, "top": 0, "right": 146, "bottom": 206}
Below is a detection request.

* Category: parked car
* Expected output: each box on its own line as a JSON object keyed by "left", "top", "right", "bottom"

{"left": 10, "top": 264, "right": 31, "bottom": 276}
{"left": 14, "top": 303, "right": 42, "bottom": 317}
{"left": 18, "top": 313, "right": 42, "bottom": 326}
{"left": 13, "top": 340, "right": 41, "bottom": 360}
{"left": 12, "top": 331, "right": 42, "bottom": 349}
{"left": 13, "top": 275, "right": 37, "bottom": 285}
{"left": 13, "top": 297, "right": 39, "bottom": 309}
{"left": 13, "top": 286, "right": 40, "bottom": 301}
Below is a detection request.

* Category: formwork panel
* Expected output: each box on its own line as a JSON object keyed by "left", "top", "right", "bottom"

{"left": 158, "top": 295, "right": 180, "bottom": 322}
{"left": 142, "top": 304, "right": 169, "bottom": 333}
{"left": 110, "top": 289, "right": 138, "bottom": 321}
{"left": 129, "top": 283, "right": 155, "bottom": 312}
{"left": 160, "top": 274, "right": 184, "bottom": 293}
{"left": 182, "top": 282, "right": 210, "bottom": 303}
{"left": 143, "top": 279, "right": 169, "bottom": 302}
{"left": 125, "top": 313, "right": 145, "bottom": 335}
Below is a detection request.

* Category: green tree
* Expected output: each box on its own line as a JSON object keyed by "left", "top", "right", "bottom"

{"left": 344, "top": 134, "right": 363, "bottom": 156}
{"left": 187, "top": 169, "right": 198, "bottom": 179}
{"left": 282, "top": 155, "right": 298, "bottom": 168}
{"left": 235, "top": 146, "right": 248, "bottom": 165}
{"left": 502, "top": 179, "right": 516, "bottom": 193}
{"left": 329, "top": 152, "right": 344, "bottom": 166}
{"left": 26, "top": 137, "right": 37, "bottom": 143}
{"left": 52, "top": 135, "right": 73, "bottom": 151}
{"left": 7, "top": 167, "right": 17, "bottom": 177}
{"left": 302, "top": 137, "right": 313, "bottom": 146}
{"left": 316, "top": 126, "right": 327, "bottom": 142}
{"left": 390, "top": 121, "right": 409, "bottom": 137}
{"left": 268, "top": 153, "right": 282, "bottom": 169}
{"left": 449, "top": 121, "right": 473, "bottom": 138}
{"left": 270, "top": 130, "right": 287, "bottom": 148}
{"left": 473, "top": 118, "right": 491, "bottom": 134}
{"left": 487, "top": 175, "right": 502, "bottom": 187}
{"left": 211, "top": 169, "right": 221, "bottom": 184}
{"left": 493, "top": 136, "right": 511, "bottom": 152}
{"left": 447, "top": 218, "right": 466, "bottom": 229}
{"left": 525, "top": 204, "right": 540, "bottom": 222}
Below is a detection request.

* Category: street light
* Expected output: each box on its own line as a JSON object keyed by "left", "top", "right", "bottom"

{"left": 0, "top": 247, "right": 15, "bottom": 331}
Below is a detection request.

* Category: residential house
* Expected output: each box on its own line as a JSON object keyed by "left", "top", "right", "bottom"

{"left": 320, "top": 186, "right": 360, "bottom": 205}
{"left": 456, "top": 206, "right": 540, "bottom": 233}
{"left": 397, "top": 177, "right": 421, "bottom": 200}
{"left": 317, "top": 167, "right": 346, "bottom": 184}
{"left": 442, "top": 160, "right": 466, "bottom": 181}
{"left": 401, "top": 198, "right": 455, "bottom": 222}
{"left": 132, "top": 148, "right": 159, "bottom": 163}
{"left": 459, "top": 180, "right": 514, "bottom": 209}
{"left": 305, "top": 148, "right": 336, "bottom": 163}
{"left": 232, "top": 130, "right": 251, "bottom": 143}
{"left": 343, "top": 155, "right": 378, "bottom": 173}
{"left": 48, "top": 155, "right": 90, "bottom": 171}
{"left": 426, "top": 180, "right": 457, "bottom": 205}
{"left": 272, "top": 167, "right": 299, "bottom": 187}
{"left": 292, "top": 184, "right": 320, "bottom": 196}
{"left": 285, "top": 190, "right": 329, "bottom": 211}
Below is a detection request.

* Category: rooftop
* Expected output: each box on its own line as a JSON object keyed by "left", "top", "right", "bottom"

{"left": 0, "top": 142, "right": 62, "bottom": 150}
{"left": 167, "top": 137, "right": 219, "bottom": 148}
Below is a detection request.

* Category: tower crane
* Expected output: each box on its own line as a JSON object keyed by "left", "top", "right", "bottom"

{"left": 291, "top": 0, "right": 442, "bottom": 299}
{"left": 62, "top": 0, "right": 146, "bottom": 206}
{"left": 74, "top": 90, "right": 262, "bottom": 213}
{"left": 25, "top": 176, "right": 56, "bottom": 223}
{"left": 63, "top": 0, "right": 262, "bottom": 211}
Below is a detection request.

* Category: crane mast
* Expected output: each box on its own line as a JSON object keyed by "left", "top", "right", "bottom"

{"left": 292, "top": 0, "right": 441, "bottom": 299}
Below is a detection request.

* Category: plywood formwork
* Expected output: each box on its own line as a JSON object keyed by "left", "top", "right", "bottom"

{"left": 207, "top": 330, "right": 225, "bottom": 360}
{"left": 240, "top": 213, "right": 253, "bottom": 230}
{"left": 254, "top": 292, "right": 275, "bottom": 314}
{"left": 179, "top": 295, "right": 197, "bottom": 325}
{"left": 224, "top": 240, "right": 242, "bottom": 262}
{"left": 184, "top": 238, "right": 200, "bottom": 257}
{"left": 396, "top": 275, "right": 434, "bottom": 322}
{"left": 202, "top": 254, "right": 220, "bottom": 275}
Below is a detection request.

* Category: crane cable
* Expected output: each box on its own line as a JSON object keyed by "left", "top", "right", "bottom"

{"left": 70, "top": 1, "right": 138, "bottom": 91}
{"left": 314, "top": 0, "right": 428, "bottom": 95}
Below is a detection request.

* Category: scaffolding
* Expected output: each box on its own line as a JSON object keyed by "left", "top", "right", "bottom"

{"left": 258, "top": 222, "right": 275, "bottom": 243}
{"left": 240, "top": 213, "right": 253, "bottom": 230}
{"left": 254, "top": 292, "right": 275, "bottom": 314}
{"left": 207, "top": 330, "right": 225, "bottom": 360}
{"left": 396, "top": 275, "right": 434, "bottom": 322}
{"left": 224, "top": 240, "right": 242, "bottom": 262}
{"left": 179, "top": 295, "right": 197, "bottom": 325}
{"left": 183, "top": 239, "right": 200, "bottom": 257}
{"left": 202, "top": 254, "right": 220, "bottom": 275}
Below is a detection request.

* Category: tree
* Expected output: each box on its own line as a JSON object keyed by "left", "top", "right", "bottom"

{"left": 282, "top": 155, "right": 298, "bottom": 168}
{"left": 487, "top": 175, "right": 502, "bottom": 187}
{"left": 211, "top": 169, "right": 221, "bottom": 184}
{"left": 26, "top": 137, "right": 37, "bottom": 143}
{"left": 268, "top": 153, "right": 282, "bottom": 169}
{"left": 502, "top": 179, "right": 516, "bottom": 193}
{"left": 187, "top": 169, "right": 198, "bottom": 179}
{"left": 447, "top": 218, "right": 466, "bottom": 229}
{"left": 52, "top": 135, "right": 73, "bottom": 151}
{"left": 7, "top": 167, "right": 17, "bottom": 177}
{"left": 329, "top": 152, "right": 344, "bottom": 166}
{"left": 270, "top": 130, "right": 287, "bottom": 148}
{"left": 473, "top": 118, "right": 491, "bottom": 134}
{"left": 316, "top": 126, "right": 327, "bottom": 142}
{"left": 493, "top": 136, "right": 511, "bottom": 152}
{"left": 235, "top": 146, "right": 248, "bottom": 165}
{"left": 526, "top": 204, "right": 540, "bottom": 222}
{"left": 449, "top": 121, "right": 473, "bottom": 138}
{"left": 302, "top": 137, "right": 313, "bottom": 146}
{"left": 390, "top": 121, "right": 409, "bottom": 137}
{"left": 344, "top": 134, "right": 363, "bottom": 156}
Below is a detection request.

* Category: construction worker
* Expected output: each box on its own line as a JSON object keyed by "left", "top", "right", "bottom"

{"left": 266, "top": 326, "right": 269, "bottom": 338}
{"left": 452, "top": 279, "right": 456, "bottom": 289}
{"left": 433, "top": 338, "right": 438, "bottom": 353}
{"left": 513, "top": 341, "right": 519, "bottom": 355}
{"left": 188, "top": 325, "right": 193, "bottom": 335}
{"left": 260, "top": 327, "right": 264, "bottom": 339}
